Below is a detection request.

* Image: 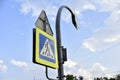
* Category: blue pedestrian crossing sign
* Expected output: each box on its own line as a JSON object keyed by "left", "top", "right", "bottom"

{"left": 33, "top": 27, "right": 58, "bottom": 69}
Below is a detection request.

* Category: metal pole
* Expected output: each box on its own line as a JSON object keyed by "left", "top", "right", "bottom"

{"left": 56, "top": 6, "right": 63, "bottom": 80}
{"left": 56, "top": 5, "right": 78, "bottom": 80}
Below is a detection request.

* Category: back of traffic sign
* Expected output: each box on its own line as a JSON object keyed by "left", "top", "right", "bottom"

{"left": 35, "top": 10, "right": 53, "bottom": 36}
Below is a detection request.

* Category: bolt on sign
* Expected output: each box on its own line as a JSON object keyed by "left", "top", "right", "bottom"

{"left": 33, "top": 27, "right": 58, "bottom": 69}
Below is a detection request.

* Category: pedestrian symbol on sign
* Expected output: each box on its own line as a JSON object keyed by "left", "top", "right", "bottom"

{"left": 40, "top": 39, "right": 55, "bottom": 60}
{"left": 39, "top": 33, "right": 56, "bottom": 63}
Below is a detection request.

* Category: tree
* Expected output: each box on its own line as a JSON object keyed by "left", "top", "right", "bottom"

{"left": 103, "top": 77, "right": 108, "bottom": 80}
{"left": 73, "top": 76, "right": 78, "bottom": 80}
{"left": 109, "top": 78, "right": 115, "bottom": 80}
{"left": 66, "top": 74, "right": 74, "bottom": 80}
{"left": 116, "top": 74, "right": 120, "bottom": 80}
{"left": 94, "top": 77, "right": 101, "bottom": 80}
{"left": 78, "top": 76, "right": 83, "bottom": 80}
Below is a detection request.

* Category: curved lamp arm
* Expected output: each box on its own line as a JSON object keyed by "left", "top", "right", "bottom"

{"left": 56, "top": 5, "right": 78, "bottom": 29}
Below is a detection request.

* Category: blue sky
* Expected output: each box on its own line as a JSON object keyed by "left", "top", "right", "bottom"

{"left": 0, "top": 0, "right": 120, "bottom": 80}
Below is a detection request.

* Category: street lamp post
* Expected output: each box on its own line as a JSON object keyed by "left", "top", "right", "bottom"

{"left": 56, "top": 5, "right": 78, "bottom": 80}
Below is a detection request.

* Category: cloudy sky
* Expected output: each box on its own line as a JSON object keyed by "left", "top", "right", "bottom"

{"left": 0, "top": 0, "right": 120, "bottom": 80}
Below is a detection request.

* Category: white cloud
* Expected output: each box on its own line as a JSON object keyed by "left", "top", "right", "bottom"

{"left": 64, "top": 59, "right": 109, "bottom": 79}
{"left": 92, "top": 63, "right": 107, "bottom": 71}
{"left": 17, "top": 0, "right": 97, "bottom": 22}
{"left": 96, "top": 0, "right": 120, "bottom": 12}
{"left": 90, "top": 63, "right": 107, "bottom": 77}
{"left": 83, "top": 1, "right": 120, "bottom": 52}
{"left": 104, "top": 34, "right": 120, "bottom": 43}
{"left": 82, "top": 38, "right": 97, "bottom": 52}
{"left": 19, "top": 0, "right": 58, "bottom": 17}
{"left": 83, "top": 29, "right": 120, "bottom": 53}
{"left": 26, "top": 64, "right": 57, "bottom": 80}
{"left": 82, "top": 3, "right": 96, "bottom": 11}
{"left": 0, "top": 60, "right": 7, "bottom": 72}
{"left": 64, "top": 59, "right": 77, "bottom": 68}
{"left": 20, "top": 0, "right": 31, "bottom": 15}
{"left": 83, "top": 30, "right": 120, "bottom": 52}
{"left": 10, "top": 59, "right": 28, "bottom": 68}
{"left": 78, "top": 68, "right": 93, "bottom": 79}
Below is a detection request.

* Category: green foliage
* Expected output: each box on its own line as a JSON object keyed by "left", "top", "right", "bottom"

{"left": 66, "top": 73, "right": 120, "bottom": 80}
{"left": 103, "top": 77, "right": 109, "bottom": 80}
{"left": 94, "top": 74, "right": 120, "bottom": 80}
{"left": 116, "top": 74, "right": 120, "bottom": 80}
{"left": 109, "top": 78, "right": 115, "bottom": 80}
{"left": 66, "top": 74, "right": 74, "bottom": 80}
{"left": 79, "top": 76, "right": 83, "bottom": 80}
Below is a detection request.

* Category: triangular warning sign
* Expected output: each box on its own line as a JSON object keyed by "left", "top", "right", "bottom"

{"left": 35, "top": 10, "right": 53, "bottom": 36}
{"left": 40, "top": 39, "right": 55, "bottom": 59}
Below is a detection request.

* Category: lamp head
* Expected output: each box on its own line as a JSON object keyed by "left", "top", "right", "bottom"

{"left": 72, "top": 14, "right": 79, "bottom": 29}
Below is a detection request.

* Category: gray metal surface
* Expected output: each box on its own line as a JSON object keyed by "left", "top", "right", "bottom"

{"left": 35, "top": 10, "right": 53, "bottom": 36}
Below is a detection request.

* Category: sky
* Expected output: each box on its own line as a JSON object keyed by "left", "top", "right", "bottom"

{"left": 0, "top": 0, "right": 120, "bottom": 80}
